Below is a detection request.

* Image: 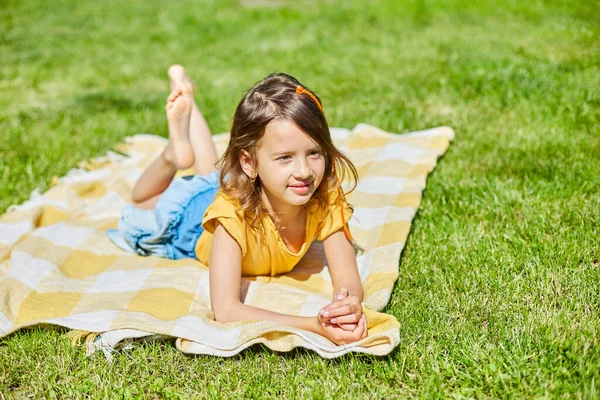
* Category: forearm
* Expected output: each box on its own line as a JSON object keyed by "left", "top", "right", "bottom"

{"left": 324, "top": 231, "right": 364, "bottom": 302}
{"left": 214, "top": 302, "right": 319, "bottom": 333}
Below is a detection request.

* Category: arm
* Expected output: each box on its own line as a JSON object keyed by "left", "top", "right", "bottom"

{"left": 209, "top": 223, "right": 366, "bottom": 344}
{"left": 321, "top": 229, "right": 365, "bottom": 329}
{"left": 323, "top": 229, "right": 363, "bottom": 302}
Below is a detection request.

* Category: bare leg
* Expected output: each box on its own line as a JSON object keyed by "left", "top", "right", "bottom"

{"left": 168, "top": 65, "right": 218, "bottom": 175}
{"left": 131, "top": 88, "right": 193, "bottom": 209}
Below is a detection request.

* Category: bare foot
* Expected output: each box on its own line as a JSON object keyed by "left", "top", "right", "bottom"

{"left": 164, "top": 89, "right": 194, "bottom": 170}
{"left": 167, "top": 64, "right": 218, "bottom": 175}
{"left": 168, "top": 64, "right": 196, "bottom": 94}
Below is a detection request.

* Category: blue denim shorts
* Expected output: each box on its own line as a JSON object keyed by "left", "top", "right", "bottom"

{"left": 106, "top": 170, "right": 220, "bottom": 260}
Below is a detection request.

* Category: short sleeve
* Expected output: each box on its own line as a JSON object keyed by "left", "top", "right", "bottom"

{"left": 316, "top": 190, "right": 354, "bottom": 241}
{"left": 202, "top": 192, "right": 247, "bottom": 256}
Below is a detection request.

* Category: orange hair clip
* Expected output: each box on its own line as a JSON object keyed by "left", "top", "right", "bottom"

{"left": 296, "top": 85, "right": 323, "bottom": 112}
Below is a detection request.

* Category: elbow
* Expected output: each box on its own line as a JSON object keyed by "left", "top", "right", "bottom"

{"left": 212, "top": 303, "right": 240, "bottom": 323}
{"left": 213, "top": 310, "right": 234, "bottom": 324}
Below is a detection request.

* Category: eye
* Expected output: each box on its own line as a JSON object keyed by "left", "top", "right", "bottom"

{"left": 308, "top": 150, "right": 323, "bottom": 158}
{"left": 277, "top": 155, "right": 292, "bottom": 163}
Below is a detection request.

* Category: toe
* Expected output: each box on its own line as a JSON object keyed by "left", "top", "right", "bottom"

{"left": 168, "top": 64, "right": 185, "bottom": 77}
{"left": 168, "top": 90, "right": 181, "bottom": 101}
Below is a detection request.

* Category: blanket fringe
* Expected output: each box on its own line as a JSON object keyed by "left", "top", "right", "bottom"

{"left": 65, "top": 330, "right": 99, "bottom": 346}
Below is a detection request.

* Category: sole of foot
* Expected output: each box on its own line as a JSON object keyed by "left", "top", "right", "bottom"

{"left": 165, "top": 89, "right": 194, "bottom": 170}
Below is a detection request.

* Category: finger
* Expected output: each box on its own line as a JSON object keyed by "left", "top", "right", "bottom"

{"left": 319, "top": 300, "right": 345, "bottom": 318}
{"left": 317, "top": 312, "right": 326, "bottom": 325}
{"left": 335, "top": 287, "right": 348, "bottom": 300}
{"left": 320, "top": 305, "right": 349, "bottom": 319}
{"left": 337, "top": 322, "right": 358, "bottom": 331}
{"left": 321, "top": 300, "right": 349, "bottom": 316}
{"left": 353, "top": 315, "right": 366, "bottom": 341}
{"left": 336, "top": 320, "right": 364, "bottom": 344}
{"left": 328, "top": 296, "right": 361, "bottom": 311}
{"left": 360, "top": 315, "right": 368, "bottom": 338}
{"left": 330, "top": 314, "right": 361, "bottom": 325}
{"left": 320, "top": 301, "right": 334, "bottom": 314}
{"left": 320, "top": 295, "right": 350, "bottom": 312}
{"left": 320, "top": 297, "right": 360, "bottom": 318}
{"left": 319, "top": 306, "right": 332, "bottom": 319}
{"left": 327, "top": 304, "right": 360, "bottom": 319}
{"left": 317, "top": 310, "right": 334, "bottom": 325}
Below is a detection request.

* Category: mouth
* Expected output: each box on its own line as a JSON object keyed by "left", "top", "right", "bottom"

{"left": 288, "top": 181, "right": 313, "bottom": 195}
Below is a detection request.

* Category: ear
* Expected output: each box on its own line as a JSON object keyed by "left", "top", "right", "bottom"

{"left": 239, "top": 150, "right": 257, "bottom": 179}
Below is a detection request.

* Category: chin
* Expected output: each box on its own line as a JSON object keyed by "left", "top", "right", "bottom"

{"left": 286, "top": 193, "right": 314, "bottom": 206}
{"left": 290, "top": 197, "right": 312, "bottom": 206}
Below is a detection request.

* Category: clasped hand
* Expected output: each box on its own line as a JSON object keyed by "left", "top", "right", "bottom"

{"left": 316, "top": 287, "right": 367, "bottom": 345}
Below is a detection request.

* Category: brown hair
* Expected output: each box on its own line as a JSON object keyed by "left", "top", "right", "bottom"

{"left": 217, "top": 73, "right": 358, "bottom": 230}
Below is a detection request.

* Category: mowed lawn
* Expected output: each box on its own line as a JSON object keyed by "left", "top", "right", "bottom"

{"left": 1, "top": 0, "right": 599, "bottom": 397}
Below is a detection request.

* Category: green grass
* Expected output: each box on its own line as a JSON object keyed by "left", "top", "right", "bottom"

{"left": 1, "top": 0, "right": 599, "bottom": 397}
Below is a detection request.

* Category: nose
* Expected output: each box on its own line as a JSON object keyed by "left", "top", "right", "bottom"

{"left": 293, "top": 158, "right": 312, "bottom": 180}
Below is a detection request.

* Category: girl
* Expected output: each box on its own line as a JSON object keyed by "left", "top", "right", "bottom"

{"left": 107, "top": 66, "right": 367, "bottom": 345}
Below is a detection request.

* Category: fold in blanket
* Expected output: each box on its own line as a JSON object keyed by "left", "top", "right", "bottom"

{"left": 0, "top": 123, "right": 454, "bottom": 358}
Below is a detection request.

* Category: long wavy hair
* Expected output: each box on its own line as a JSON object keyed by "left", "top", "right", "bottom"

{"left": 217, "top": 73, "right": 358, "bottom": 231}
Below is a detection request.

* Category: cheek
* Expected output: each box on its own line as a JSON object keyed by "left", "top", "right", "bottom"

{"left": 260, "top": 163, "right": 287, "bottom": 183}
{"left": 313, "top": 160, "right": 326, "bottom": 181}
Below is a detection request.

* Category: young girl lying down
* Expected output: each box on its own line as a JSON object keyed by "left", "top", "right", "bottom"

{"left": 107, "top": 66, "right": 366, "bottom": 345}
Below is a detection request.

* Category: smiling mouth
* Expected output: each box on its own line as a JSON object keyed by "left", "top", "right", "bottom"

{"left": 288, "top": 182, "right": 312, "bottom": 194}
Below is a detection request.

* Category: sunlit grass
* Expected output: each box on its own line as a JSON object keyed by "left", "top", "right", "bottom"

{"left": 1, "top": 0, "right": 599, "bottom": 397}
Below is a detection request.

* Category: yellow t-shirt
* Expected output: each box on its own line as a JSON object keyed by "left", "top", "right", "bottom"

{"left": 195, "top": 190, "right": 352, "bottom": 277}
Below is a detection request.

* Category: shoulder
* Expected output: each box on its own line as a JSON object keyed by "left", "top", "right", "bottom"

{"left": 313, "top": 188, "right": 353, "bottom": 241}
{"left": 205, "top": 191, "right": 241, "bottom": 217}
{"left": 202, "top": 191, "right": 248, "bottom": 254}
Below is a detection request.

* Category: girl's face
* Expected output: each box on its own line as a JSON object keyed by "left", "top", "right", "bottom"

{"left": 241, "top": 119, "right": 326, "bottom": 213}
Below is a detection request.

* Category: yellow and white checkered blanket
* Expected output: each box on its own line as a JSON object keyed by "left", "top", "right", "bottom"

{"left": 0, "top": 123, "right": 453, "bottom": 358}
